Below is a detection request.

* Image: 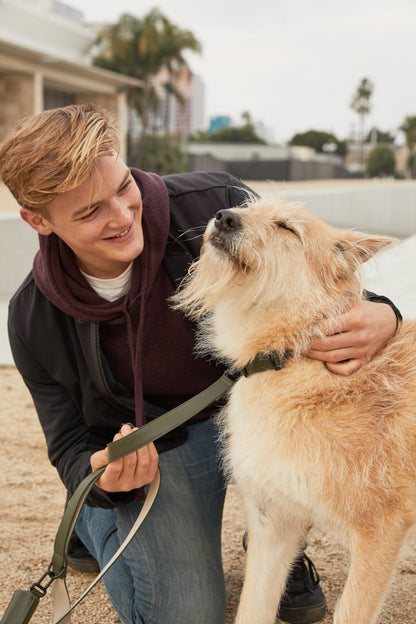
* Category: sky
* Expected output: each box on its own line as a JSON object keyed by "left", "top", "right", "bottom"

{"left": 68, "top": 0, "right": 416, "bottom": 145}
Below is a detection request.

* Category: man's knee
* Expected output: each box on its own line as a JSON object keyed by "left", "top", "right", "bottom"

{"left": 139, "top": 570, "right": 226, "bottom": 624}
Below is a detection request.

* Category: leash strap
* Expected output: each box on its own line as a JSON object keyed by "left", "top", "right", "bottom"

{"left": 243, "top": 351, "right": 290, "bottom": 376}
{"left": 50, "top": 374, "right": 235, "bottom": 575}
{"left": 107, "top": 373, "right": 235, "bottom": 461}
{"left": 0, "top": 374, "right": 235, "bottom": 624}
{"left": 52, "top": 470, "right": 161, "bottom": 624}
{"left": 51, "top": 373, "right": 235, "bottom": 623}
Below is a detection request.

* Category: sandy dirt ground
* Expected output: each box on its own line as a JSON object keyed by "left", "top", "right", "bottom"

{"left": 1, "top": 364, "right": 416, "bottom": 623}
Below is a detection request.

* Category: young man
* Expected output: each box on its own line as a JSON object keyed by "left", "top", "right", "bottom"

{"left": 0, "top": 105, "right": 400, "bottom": 624}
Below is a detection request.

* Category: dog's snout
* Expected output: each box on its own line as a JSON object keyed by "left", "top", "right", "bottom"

{"left": 214, "top": 209, "right": 241, "bottom": 232}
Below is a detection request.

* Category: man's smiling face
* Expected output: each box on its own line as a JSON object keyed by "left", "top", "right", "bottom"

{"left": 21, "top": 153, "right": 144, "bottom": 278}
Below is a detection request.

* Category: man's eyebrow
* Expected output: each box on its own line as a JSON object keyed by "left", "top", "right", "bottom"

{"left": 72, "top": 169, "right": 132, "bottom": 219}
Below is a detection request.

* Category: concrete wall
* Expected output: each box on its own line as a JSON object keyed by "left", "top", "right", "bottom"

{"left": 0, "top": 214, "right": 39, "bottom": 298}
{"left": 1, "top": 181, "right": 416, "bottom": 302}
{"left": 187, "top": 154, "right": 350, "bottom": 181}
{"left": 277, "top": 181, "right": 416, "bottom": 238}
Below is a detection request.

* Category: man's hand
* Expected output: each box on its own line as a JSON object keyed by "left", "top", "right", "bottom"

{"left": 90, "top": 424, "right": 159, "bottom": 492}
{"left": 307, "top": 300, "right": 397, "bottom": 375}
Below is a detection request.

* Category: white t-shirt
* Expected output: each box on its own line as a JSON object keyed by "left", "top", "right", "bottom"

{"left": 80, "top": 263, "right": 133, "bottom": 302}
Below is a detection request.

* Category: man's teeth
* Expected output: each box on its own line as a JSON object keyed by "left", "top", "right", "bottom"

{"left": 115, "top": 226, "right": 129, "bottom": 238}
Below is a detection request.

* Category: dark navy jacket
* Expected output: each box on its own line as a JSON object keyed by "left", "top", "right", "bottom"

{"left": 8, "top": 172, "right": 253, "bottom": 508}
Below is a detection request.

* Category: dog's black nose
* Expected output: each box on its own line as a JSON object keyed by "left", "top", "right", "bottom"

{"left": 214, "top": 209, "right": 241, "bottom": 232}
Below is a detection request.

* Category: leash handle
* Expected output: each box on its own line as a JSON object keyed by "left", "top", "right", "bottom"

{"left": 52, "top": 469, "right": 161, "bottom": 624}
{"left": 51, "top": 467, "right": 105, "bottom": 576}
{"left": 0, "top": 589, "right": 40, "bottom": 624}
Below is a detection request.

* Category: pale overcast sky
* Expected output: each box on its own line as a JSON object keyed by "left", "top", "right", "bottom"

{"left": 69, "top": 0, "right": 416, "bottom": 144}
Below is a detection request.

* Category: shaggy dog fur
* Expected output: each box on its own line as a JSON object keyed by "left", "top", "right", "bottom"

{"left": 172, "top": 195, "right": 416, "bottom": 624}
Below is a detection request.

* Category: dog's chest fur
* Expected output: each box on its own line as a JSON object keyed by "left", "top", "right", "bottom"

{"left": 221, "top": 366, "right": 334, "bottom": 523}
{"left": 218, "top": 342, "right": 416, "bottom": 532}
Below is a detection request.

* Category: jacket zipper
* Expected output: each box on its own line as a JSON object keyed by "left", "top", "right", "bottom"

{"left": 88, "top": 321, "right": 134, "bottom": 412}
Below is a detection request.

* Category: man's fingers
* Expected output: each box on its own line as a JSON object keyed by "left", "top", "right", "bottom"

{"left": 133, "top": 445, "right": 158, "bottom": 483}
{"left": 91, "top": 423, "right": 159, "bottom": 492}
{"left": 308, "top": 345, "right": 364, "bottom": 363}
{"left": 312, "top": 313, "right": 350, "bottom": 338}
{"left": 90, "top": 447, "right": 109, "bottom": 471}
{"left": 325, "top": 359, "right": 363, "bottom": 376}
{"left": 308, "top": 335, "right": 343, "bottom": 353}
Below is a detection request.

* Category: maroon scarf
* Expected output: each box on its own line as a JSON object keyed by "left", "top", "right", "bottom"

{"left": 32, "top": 169, "right": 170, "bottom": 427}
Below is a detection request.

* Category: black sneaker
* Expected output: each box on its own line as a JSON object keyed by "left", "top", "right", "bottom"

{"left": 67, "top": 533, "right": 100, "bottom": 574}
{"left": 242, "top": 532, "right": 326, "bottom": 624}
{"left": 278, "top": 553, "right": 326, "bottom": 623}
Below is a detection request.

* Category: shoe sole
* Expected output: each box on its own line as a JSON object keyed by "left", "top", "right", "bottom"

{"left": 278, "top": 601, "right": 326, "bottom": 624}
{"left": 67, "top": 555, "right": 100, "bottom": 574}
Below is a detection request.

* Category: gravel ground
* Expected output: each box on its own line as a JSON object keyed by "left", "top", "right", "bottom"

{"left": 1, "top": 364, "right": 416, "bottom": 623}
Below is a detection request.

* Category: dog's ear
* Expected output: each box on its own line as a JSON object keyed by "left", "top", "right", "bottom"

{"left": 335, "top": 231, "right": 395, "bottom": 265}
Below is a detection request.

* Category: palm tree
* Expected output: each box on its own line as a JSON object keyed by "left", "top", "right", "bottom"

{"left": 350, "top": 77, "right": 374, "bottom": 173}
{"left": 93, "top": 9, "right": 201, "bottom": 161}
{"left": 400, "top": 116, "right": 416, "bottom": 178}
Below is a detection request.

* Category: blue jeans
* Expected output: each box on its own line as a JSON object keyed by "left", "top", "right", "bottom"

{"left": 75, "top": 417, "right": 227, "bottom": 624}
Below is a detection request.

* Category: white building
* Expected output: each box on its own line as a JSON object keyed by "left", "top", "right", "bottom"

{"left": 0, "top": 0, "right": 142, "bottom": 175}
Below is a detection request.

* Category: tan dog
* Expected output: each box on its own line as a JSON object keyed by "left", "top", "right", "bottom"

{"left": 172, "top": 195, "right": 416, "bottom": 624}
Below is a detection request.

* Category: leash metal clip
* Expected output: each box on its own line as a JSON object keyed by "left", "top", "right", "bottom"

{"left": 30, "top": 563, "right": 66, "bottom": 597}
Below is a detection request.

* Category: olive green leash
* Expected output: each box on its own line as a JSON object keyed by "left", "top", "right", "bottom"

{"left": 0, "top": 374, "right": 235, "bottom": 624}
{"left": 0, "top": 351, "right": 287, "bottom": 624}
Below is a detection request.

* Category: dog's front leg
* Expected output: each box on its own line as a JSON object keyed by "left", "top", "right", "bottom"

{"left": 334, "top": 518, "right": 410, "bottom": 624}
{"left": 235, "top": 501, "right": 306, "bottom": 624}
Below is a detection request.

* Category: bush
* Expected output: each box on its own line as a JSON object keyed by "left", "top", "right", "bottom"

{"left": 367, "top": 145, "right": 395, "bottom": 177}
{"left": 289, "top": 130, "right": 346, "bottom": 156}
{"left": 130, "top": 135, "right": 188, "bottom": 175}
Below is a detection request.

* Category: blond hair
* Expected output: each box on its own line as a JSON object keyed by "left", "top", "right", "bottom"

{"left": 0, "top": 104, "right": 120, "bottom": 214}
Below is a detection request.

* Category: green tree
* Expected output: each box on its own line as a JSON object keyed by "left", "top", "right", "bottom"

{"left": 135, "top": 134, "right": 188, "bottom": 175}
{"left": 241, "top": 111, "right": 252, "bottom": 127}
{"left": 188, "top": 129, "right": 212, "bottom": 142}
{"left": 350, "top": 77, "right": 374, "bottom": 172}
{"left": 367, "top": 145, "right": 395, "bottom": 178}
{"left": 209, "top": 125, "right": 265, "bottom": 143}
{"left": 93, "top": 10, "right": 201, "bottom": 161}
{"left": 400, "top": 115, "right": 416, "bottom": 178}
{"left": 365, "top": 128, "right": 395, "bottom": 144}
{"left": 289, "top": 130, "right": 346, "bottom": 156}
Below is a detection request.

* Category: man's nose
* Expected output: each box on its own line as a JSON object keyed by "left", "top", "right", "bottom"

{"left": 107, "top": 199, "right": 130, "bottom": 222}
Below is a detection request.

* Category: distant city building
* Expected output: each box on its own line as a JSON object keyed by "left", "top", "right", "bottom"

{"left": 0, "top": 0, "right": 208, "bottom": 155}
{"left": 148, "top": 69, "right": 206, "bottom": 139}
{"left": 46, "top": 0, "right": 84, "bottom": 23}
{"left": 209, "top": 116, "right": 231, "bottom": 134}
{"left": 186, "top": 142, "right": 349, "bottom": 181}
{"left": 190, "top": 74, "right": 205, "bottom": 133}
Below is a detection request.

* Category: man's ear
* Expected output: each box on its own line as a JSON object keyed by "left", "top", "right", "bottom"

{"left": 20, "top": 208, "right": 53, "bottom": 235}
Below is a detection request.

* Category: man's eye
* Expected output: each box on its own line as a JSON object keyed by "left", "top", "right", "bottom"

{"left": 81, "top": 206, "right": 99, "bottom": 220}
{"left": 120, "top": 179, "right": 132, "bottom": 193}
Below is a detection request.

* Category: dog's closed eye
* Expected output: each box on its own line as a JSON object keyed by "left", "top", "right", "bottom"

{"left": 273, "top": 220, "right": 298, "bottom": 236}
